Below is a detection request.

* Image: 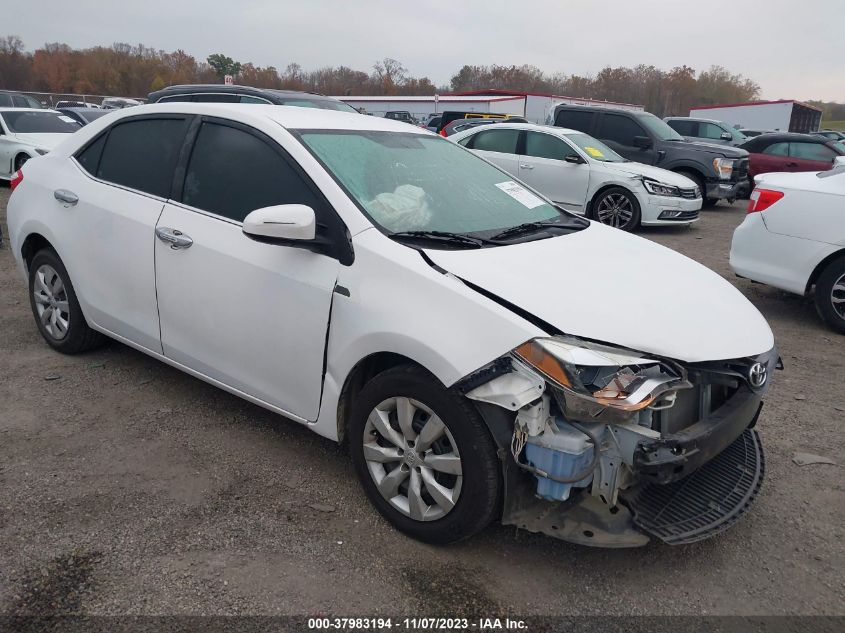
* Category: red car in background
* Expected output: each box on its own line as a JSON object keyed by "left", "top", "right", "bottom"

{"left": 740, "top": 133, "right": 845, "bottom": 180}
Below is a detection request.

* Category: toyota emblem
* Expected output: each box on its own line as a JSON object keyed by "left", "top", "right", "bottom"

{"left": 748, "top": 362, "right": 767, "bottom": 388}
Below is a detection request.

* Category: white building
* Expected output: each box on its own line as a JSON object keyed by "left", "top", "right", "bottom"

{"left": 335, "top": 90, "right": 643, "bottom": 123}
{"left": 689, "top": 100, "right": 822, "bottom": 133}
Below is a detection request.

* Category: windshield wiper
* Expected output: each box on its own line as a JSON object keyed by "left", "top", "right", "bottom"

{"left": 389, "top": 230, "right": 490, "bottom": 248}
{"left": 488, "top": 218, "right": 581, "bottom": 241}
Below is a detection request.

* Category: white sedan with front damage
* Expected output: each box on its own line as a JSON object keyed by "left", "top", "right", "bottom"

{"left": 0, "top": 108, "right": 82, "bottom": 178}
{"left": 450, "top": 122, "right": 702, "bottom": 232}
{"left": 7, "top": 103, "right": 777, "bottom": 547}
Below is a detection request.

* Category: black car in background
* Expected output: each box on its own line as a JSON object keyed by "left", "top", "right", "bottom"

{"left": 57, "top": 107, "right": 111, "bottom": 126}
{"left": 148, "top": 84, "right": 359, "bottom": 113}
{"left": 0, "top": 90, "right": 44, "bottom": 109}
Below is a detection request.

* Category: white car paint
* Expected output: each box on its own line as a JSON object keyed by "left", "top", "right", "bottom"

{"left": 8, "top": 102, "right": 773, "bottom": 447}
{"left": 0, "top": 108, "right": 82, "bottom": 179}
{"left": 730, "top": 168, "right": 845, "bottom": 296}
{"left": 449, "top": 123, "right": 702, "bottom": 228}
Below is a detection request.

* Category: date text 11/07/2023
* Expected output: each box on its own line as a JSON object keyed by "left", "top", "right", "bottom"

{"left": 308, "top": 617, "right": 528, "bottom": 630}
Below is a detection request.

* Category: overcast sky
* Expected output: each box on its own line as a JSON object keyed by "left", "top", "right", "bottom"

{"left": 14, "top": 0, "right": 843, "bottom": 102}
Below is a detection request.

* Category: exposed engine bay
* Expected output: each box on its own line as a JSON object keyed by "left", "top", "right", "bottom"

{"left": 460, "top": 335, "right": 778, "bottom": 547}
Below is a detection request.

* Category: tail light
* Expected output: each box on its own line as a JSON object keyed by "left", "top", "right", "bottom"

{"left": 439, "top": 129, "right": 447, "bottom": 137}
{"left": 10, "top": 170, "right": 23, "bottom": 192}
{"left": 747, "top": 188, "right": 784, "bottom": 213}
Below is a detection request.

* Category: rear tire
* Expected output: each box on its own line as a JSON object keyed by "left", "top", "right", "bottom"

{"left": 349, "top": 365, "right": 501, "bottom": 544}
{"left": 814, "top": 257, "right": 845, "bottom": 334}
{"left": 28, "top": 248, "right": 106, "bottom": 353}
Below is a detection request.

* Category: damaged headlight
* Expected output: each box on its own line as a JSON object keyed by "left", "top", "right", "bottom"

{"left": 513, "top": 337, "right": 691, "bottom": 421}
{"left": 641, "top": 178, "right": 681, "bottom": 197}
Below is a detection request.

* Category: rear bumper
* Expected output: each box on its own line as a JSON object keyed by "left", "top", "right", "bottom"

{"left": 632, "top": 386, "right": 762, "bottom": 485}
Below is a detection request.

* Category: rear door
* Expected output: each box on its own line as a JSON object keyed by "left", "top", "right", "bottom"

{"left": 519, "top": 131, "right": 590, "bottom": 210}
{"left": 788, "top": 142, "right": 839, "bottom": 172}
{"left": 65, "top": 115, "right": 190, "bottom": 352}
{"left": 154, "top": 117, "right": 339, "bottom": 421}
{"left": 462, "top": 128, "right": 522, "bottom": 177}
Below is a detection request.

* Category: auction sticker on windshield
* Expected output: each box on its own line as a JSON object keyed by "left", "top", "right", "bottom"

{"left": 584, "top": 146, "right": 605, "bottom": 158}
{"left": 495, "top": 181, "right": 545, "bottom": 209}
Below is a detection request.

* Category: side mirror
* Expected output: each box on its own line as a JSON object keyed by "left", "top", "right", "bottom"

{"left": 564, "top": 154, "right": 585, "bottom": 164}
{"left": 720, "top": 132, "right": 733, "bottom": 141}
{"left": 242, "top": 204, "right": 316, "bottom": 243}
{"left": 633, "top": 136, "right": 653, "bottom": 149}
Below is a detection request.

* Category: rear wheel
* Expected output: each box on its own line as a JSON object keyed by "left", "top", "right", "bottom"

{"left": 349, "top": 365, "right": 501, "bottom": 544}
{"left": 591, "top": 187, "right": 641, "bottom": 231}
{"left": 28, "top": 248, "right": 106, "bottom": 353}
{"left": 814, "top": 257, "right": 845, "bottom": 334}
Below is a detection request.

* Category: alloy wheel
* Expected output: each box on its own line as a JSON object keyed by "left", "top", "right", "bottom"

{"left": 831, "top": 272, "right": 845, "bottom": 320}
{"left": 363, "top": 396, "right": 463, "bottom": 522}
{"left": 32, "top": 264, "right": 70, "bottom": 340}
{"left": 596, "top": 193, "right": 634, "bottom": 228}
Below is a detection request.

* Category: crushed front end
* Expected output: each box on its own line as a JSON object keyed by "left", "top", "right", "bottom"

{"left": 460, "top": 336, "right": 779, "bottom": 547}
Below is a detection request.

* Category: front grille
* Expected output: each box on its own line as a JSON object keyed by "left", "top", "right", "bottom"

{"left": 624, "top": 429, "right": 764, "bottom": 544}
{"left": 679, "top": 186, "right": 700, "bottom": 199}
{"left": 653, "top": 382, "right": 737, "bottom": 435}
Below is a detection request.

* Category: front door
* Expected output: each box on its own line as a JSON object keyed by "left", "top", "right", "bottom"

{"left": 519, "top": 131, "right": 590, "bottom": 211}
{"left": 154, "top": 119, "right": 339, "bottom": 421}
{"left": 464, "top": 128, "right": 522, "bottom": 177}
{"left": 595, "top": 113, "right": 657, "bottom": 165}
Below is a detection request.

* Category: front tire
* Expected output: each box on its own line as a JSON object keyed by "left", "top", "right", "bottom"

{"left": 814, "top": 257, "right": 845, "bottom": 334}
{"left": 350, "top": 365, "right": 501, "bottom": 544}
{"left": 28, "top": 248, "right": 106, "bottom": 353}
{"left": 591, "top": 187, "right": 641, "bottom": 231}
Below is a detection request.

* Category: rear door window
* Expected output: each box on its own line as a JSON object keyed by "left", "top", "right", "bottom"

{"left": 468, "top": 128, "right": 520, "bottom": 154}
{"left": 789, "top": 142, "right": 837, "bottom": 161}
{"left": 94, "top": 117, "right": 190, "bottom": 197}
{"left": 596, "top": 114, "right": 647, "bottom": 146}
{"left": 554, "top": 109, "right": 594, "bottom": 133}
{"left": 668, "top": 120, "right": 697, "bottom": 136}
{"left": 181, "top": 121, "right": 322, "bottom": 222}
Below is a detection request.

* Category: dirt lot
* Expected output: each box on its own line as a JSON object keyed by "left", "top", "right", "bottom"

{"left": 0, "top": 187, "right": 843, "bottom": 618}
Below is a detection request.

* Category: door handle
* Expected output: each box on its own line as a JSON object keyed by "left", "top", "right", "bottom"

{"left": 519, "top": 163, "right": 534, "bottom": 170}
{"left": 54, "top": 189, "right": 78, "bottom": 206}
{"left": 155, "top": 227, "right": 193, "bottom": 250}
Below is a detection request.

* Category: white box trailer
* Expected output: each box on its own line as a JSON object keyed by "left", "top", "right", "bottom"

{"left": 689, "top": 100, "right": 822, "bottom": 133}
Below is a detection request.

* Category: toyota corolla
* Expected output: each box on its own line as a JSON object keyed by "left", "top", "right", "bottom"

{"left": 7, "top": 103, "right": 778, "bottom": 547}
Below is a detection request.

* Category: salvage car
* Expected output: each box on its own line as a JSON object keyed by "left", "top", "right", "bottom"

{"left": 451, "top": 122, "right": 701, "bottom": 231}
{"left": 0, "top": 108, "right": 81, "bottom": 178}
{"left": 740, "top": 133, "right": 845, "bottom": 181}
{"left": 7, "top": 103, "right": 777, "bottom": 547}
{"left": 731, "top": 158, "right": 845, "bottom": 333}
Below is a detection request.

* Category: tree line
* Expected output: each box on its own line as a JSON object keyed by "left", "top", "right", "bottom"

{"left": 0, "top": 35, "right": 839, "bottom": 117}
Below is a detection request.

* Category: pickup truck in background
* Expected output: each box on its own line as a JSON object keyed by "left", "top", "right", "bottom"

{"left": 552, "top": 104, "right": 750, "bottom": 204}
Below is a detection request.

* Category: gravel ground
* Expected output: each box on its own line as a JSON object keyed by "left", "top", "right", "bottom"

{"left": 0, "top": 187, "right": 843, "bottom": 618}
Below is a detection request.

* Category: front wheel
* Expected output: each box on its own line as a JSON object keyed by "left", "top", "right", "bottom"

{"left": 350, "top": 365, "right": 501, "bottom": 544}
{"left": 591, "top": 187, "right": 641, "bottom": 231}
{"left": 814, "top": 257, "right": 845, "bottom": 334}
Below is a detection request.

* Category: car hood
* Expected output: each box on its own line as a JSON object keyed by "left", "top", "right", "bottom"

{"left": 602, "top": 161, "right": 698, "bottom": 188}
{"left": 424, "top": 222, "right": 773, "bottom": 362}
{"left": 665, "top": 139, "right": 748, "bottom": 158}
{"left": 12, "top": 133, "right": 72, "bottom": 149}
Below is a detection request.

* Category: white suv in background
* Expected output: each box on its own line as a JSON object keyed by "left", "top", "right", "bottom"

{"left": 731, "top": 160, "right": 845, "bottom": 333}
{"left": 450, "top": 123, "right": 701, "bottom": 232}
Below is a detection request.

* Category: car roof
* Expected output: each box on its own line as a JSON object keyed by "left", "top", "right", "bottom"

{"left": 667, "top": 116, "right": 726, "bottom": 124}
{"left": 750, "top": 132, "right": 829, "bottom": 142}
{"left": 451, "top": 122, "right": 581, "bottom": 136}
{"left": 75, "top": 102, "right": 419, "bottom": 133}
{"left": 0, "top": 107, "right": 58, "bottom": 113}
{"left": 149, "top": 84, "right": 332, "bottom": 101}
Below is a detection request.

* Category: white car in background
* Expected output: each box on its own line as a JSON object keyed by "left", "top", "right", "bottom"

{"left": 0, "top": 108, "right": 82, "bottom": 178}
{"left": 450, "top": 123, "right": 702, "bottom": 232}
{"left": 8, "top": 103, "right": 776, "bottom": 547}
{"left": 731, "top": 159, "right": 845, "bottom": 333}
